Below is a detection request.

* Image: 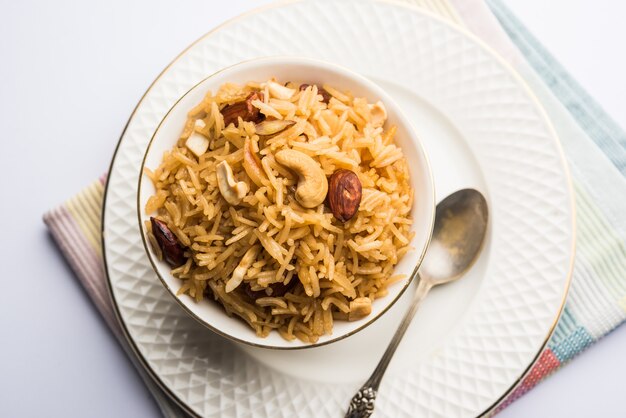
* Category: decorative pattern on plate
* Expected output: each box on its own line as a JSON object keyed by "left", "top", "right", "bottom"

{"left": 103, "top": 1, "right": 574, "bottom": 417}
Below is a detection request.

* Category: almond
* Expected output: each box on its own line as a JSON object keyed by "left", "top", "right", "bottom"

{"left": 221, "top": 91, "right": 265, "bottom": 126}
{"left": 328, "top": 169, "right": 362, "bottom": 222}
{"left": 243, "top": 138, "right": 267, "bottom": 187}
{"left": 254, "top": 119, "right": 295, "bottom": 137}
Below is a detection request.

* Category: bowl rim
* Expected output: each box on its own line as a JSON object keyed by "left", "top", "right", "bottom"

{"left": 137, "top": 55, "right": 436, "bottom": 350}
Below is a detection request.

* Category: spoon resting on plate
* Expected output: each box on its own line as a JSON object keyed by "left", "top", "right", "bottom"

{"left": 345, "top": 188, "right": 489, "bottom": 418}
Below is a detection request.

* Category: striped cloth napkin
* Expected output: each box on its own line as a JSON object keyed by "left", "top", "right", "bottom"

{"left": 43, "top": 0, "right": 626, "bottom": 416}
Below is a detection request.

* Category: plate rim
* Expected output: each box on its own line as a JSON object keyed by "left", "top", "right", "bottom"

{"left": 101, "top": 0, "right": 576, "bottom": 416}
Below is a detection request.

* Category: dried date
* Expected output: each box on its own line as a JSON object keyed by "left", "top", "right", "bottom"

{"left": 150, "top": 217, "right": 186, "bottom": 267}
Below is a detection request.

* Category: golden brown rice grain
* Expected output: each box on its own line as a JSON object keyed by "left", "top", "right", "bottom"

{"left": 146, "top": 78, "right": 413, "bottom": 343}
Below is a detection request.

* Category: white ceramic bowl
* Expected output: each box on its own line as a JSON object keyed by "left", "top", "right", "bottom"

{"left": 138, "top": 56, "right": 435, "bottom": 349}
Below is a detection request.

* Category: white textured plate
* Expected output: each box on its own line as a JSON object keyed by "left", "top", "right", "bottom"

{"left": 102, "top": 1, "right": 574, "bottom": 417}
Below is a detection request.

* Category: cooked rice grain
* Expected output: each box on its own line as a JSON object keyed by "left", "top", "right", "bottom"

{"left": 146, "top": 79, "right": 413, "bottom": 343}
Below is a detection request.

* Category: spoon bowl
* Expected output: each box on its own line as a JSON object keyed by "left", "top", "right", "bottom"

{"left": 423, "top": 189, "right": 488, "bottom": 284}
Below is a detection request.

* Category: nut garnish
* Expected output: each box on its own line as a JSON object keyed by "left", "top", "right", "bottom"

{"left": 150, "top": 217, "right": 186, "bottom": 267}
{"left": 225, "top": 246, "right": 260, "bottom": 293}
{"left": 221, "top": 91, "right": 265, "bottom": 127}
{"left": 254, "top": 119, "right": 296, "bottom": 137}
{"left": 348, "top": 297, "right": 372, "bottom": 321}
{"left": 216, "top": 160, "right": 249, "bottom": 205}
{"left": 267, "top": 80, "right": 296, "bottom": 100}
{"left": 328, "top": 169, "right": 362, "bottom": 222}
{"left": 275, "top": 149, "right": 328, "bottom": 209}
{"left": 243, "top": 138, "right": 267, "bottom": 187}
{"left": 185, "top": 132, "right": 209, "bottom": 157}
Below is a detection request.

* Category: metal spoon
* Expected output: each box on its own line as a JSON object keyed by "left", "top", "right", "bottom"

{"left": 345, "top": 188, "right": 489, "bottom": 418}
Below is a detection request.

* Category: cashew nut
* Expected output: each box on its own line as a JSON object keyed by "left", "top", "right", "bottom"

{"left": 225, "top": 246, "right": 260, "bottom": 293}
{"left": 216, "top": 160, "right": 249, "bottom": 205}
{"left": 275, "top": 149, "right": 328, "bottom": 208}
{"left": 348, "top": 297, "right": 372, "bottom": 321}
{"left": 185, "top": 132, "right": 209, "bottom": 157}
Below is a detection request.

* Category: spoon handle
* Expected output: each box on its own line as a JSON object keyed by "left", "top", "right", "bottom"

{"left": 345, "top": 274, "right": 433, "bottom": 418}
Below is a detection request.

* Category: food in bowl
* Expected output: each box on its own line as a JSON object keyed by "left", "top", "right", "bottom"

{"left": 144, "top": 78, "right": 414, "bottom": 343}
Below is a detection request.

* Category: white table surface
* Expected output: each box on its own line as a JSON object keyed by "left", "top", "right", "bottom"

{"left": 1, "top": 0, "right": 624, "bottom": 417}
